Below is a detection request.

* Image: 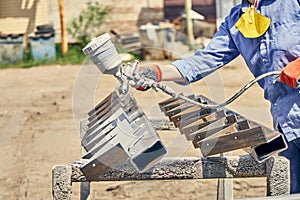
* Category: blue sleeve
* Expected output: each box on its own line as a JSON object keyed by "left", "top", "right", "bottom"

{"left": 172, "top": 16, "right": 240, "bottom": 84}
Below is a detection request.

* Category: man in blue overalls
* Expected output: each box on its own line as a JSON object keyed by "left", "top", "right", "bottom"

{"left": 137, "top": 0, "right": 300, "bottom": 194}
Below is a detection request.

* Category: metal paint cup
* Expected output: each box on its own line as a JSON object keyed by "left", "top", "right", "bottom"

{"left": 83, "top": 33, "right": 122, "bottom": 75}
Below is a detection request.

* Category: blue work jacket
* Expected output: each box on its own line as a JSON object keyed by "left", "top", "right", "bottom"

{"left": 172, "top": 0, "right": 300, "bottom": 142}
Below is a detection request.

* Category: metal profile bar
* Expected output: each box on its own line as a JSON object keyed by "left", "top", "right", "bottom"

{"left": 170, "top": 107, "right": 215, "bottom": 127}
{"left": 158, "top": 96, "right": 179, "bottom": 109}
{"left": 80, "top": 143, "right": 129, "bottom": 181}
{"left": 164, "top": 103, "right": 197, "bottom": 119}
{"left": 86, "top": 104, "right": 141, "bottom": 137}
{"left": 179, "top": 110, "right": 227, "bottom": 136}
{"left": 87, "top": 92, "right": 116, "bottom": 116}
{"left": 199, "top": 126, "right": 268, "bottom": 157}
{"left": 83, "top": 112, "right": 152, "bottom": 153}
{"left": 158, "top": 94, "right": 195, "bottom": 110}
{"left": 168, "top": 103, "right": 205, "bottom": 119}
{"left": 82, "top": 105, "right": 143, "bottom": 143}
{"left": 128, "top": 137, "right": 167, "bottom": 172}
{"left": 175, "top": 111, "right": 212, "bottom": 128}
{"left": 192, "top": 120, "right": 250, "bottom": 148}
{"left": 83, "top": 118, "right": 116, "bottom": 145}
{"left": 87, "top": 96, "right": 136, "bottom": 128}
{"left": 83, "top": 118, "right": 152, "bottom": 159}
{"left": 80, "top": 91, "right": 168, "bottom": 175}
{"left": 88, "top": 92, "right": 134, "bottom": 120}
{"left": 83, "top": 114, "right": 134, "bottom": 151}
{"left": 163, "top": 101, "right": 195, "bottom": 115}
{"left": 186, "top": 115, "right": 238, "bottom": 141}
{"left": 87, "top": 97, "right": 116, "bottom": 122}
{"left": 87, "top": 92, "right": 134, "bottom": 121}
{"left": 85, "top": 101, "right": 137, "bottom": 134}
{"left": 83, "top": 123, "right": 118, "bottom": 152}
{"left": 161, "top": 96, "right": 200, "bottom": 114}
{"left": 81, "top": 122, "right": 166, "bottom": 175}
{"left": 248, "top": 132, "right": 287, "bottom": 163}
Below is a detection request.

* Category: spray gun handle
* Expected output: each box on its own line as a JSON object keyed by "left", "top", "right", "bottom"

{"left": 118, "top": 61, "right": 140, "bottom": 94}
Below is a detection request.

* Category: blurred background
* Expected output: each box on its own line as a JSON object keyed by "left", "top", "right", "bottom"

{"left": 0, "top": 0, "right": 240, "bottom": 67}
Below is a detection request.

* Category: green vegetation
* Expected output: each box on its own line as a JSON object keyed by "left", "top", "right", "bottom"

{"left": 0, "top": 44, "right": 86, "bottom": 69}
{"left": 67, "top": 2, "right": 110, "bottom": 46}
{"left": 0, "top": 2, "right": 110, "bottom": 69}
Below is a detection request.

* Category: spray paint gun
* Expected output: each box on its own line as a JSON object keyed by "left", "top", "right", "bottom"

{"left": 82, "top": 33, "right": 165, "bottom": 97}
{"left": 81, "top": 33, "right": 194, "bottom": 105}
{"left": 82, "top": 33, "right": 141, "bottom": 94}
{"left": 83, "top": 33, "right": 299, "bottom": 109}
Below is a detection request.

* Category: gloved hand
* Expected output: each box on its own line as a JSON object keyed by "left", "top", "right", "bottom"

{"left": 135, "top": 64, "right": 162, "bottom": 91}
{"left": 280, "top": 57, "right": 300, "bottom": 88}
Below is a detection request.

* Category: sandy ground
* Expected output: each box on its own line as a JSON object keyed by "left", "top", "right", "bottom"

{"left": 0, "top": 56, "right": 274, "bottom": 199}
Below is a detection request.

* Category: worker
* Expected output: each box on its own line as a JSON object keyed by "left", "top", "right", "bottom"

{"left": 136, "top": 0, "right": 300, "bottom": 194}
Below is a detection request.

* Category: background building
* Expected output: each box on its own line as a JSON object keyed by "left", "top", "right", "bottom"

{"left": 0, "top": 0, "right": 238, "bottom": 43}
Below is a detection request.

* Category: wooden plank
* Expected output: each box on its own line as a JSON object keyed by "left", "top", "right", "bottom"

{"left": 199, "top": 126, "right": 267, "bottom": 157}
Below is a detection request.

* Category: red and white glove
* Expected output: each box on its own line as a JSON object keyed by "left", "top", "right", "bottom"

{"left": 135, "top": 64, "right": 162, "bottom": 91}
{"left": 280, "top": 57, "right": 300, "bottom": 88}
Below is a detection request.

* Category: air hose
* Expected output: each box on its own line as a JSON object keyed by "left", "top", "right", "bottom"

{"left": 124, "top": 70, "right": 282, "bottom": 109}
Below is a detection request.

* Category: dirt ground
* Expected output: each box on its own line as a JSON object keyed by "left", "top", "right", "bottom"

{"left": 0, "top": 56, "right": 274, "bottom": 199}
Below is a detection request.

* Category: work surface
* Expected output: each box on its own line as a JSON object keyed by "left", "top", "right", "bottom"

{"left": 0, "top": 57, "right": 275, "bottom": 199}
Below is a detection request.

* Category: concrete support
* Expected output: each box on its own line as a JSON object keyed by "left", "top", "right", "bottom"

{"left": 266, "top": 156, "right": 290, "bottom": 196}
{"left": 52, "top": 165, "right": 72, "bottom": 200}
{"left": 52, "top": 155, "right": 290, "bottom": 199}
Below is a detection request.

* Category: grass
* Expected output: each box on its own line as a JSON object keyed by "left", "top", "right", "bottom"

{"left": 0, "top": 43, "right": 142, "bottom": 69}
{"left": 0, "top": 43, "right": 86, "bottom": 69}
